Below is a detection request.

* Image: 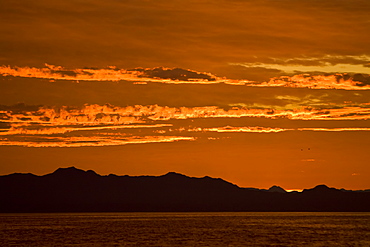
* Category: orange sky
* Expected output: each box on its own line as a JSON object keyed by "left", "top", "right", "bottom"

{"left": 1, "top": 0, "right": 370, "bottom": 190}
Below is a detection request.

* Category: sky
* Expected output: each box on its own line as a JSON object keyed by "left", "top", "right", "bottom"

{"left": 1, "top": 0, "right": 370, "bottom": 190}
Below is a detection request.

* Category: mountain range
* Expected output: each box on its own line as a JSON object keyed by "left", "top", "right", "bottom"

{"left": 0, "top": 167, "right": 369, "bottom": 212}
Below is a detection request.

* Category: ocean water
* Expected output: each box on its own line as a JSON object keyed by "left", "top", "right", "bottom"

{"left": 1, "top": 212, "right": 369, "bottom": 246}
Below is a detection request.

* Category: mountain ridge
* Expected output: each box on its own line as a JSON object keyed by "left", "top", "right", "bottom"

{"left": 3, "top": 166, "right": 368, "bottom": 192}
{"left": 1, "top": 167, "right": 369, "bottom": 212}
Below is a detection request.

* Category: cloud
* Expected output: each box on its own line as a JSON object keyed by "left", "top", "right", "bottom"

{"left": 202, "top": 126, "right": 288, "bottom": 133}
{"left": 228, "top": 55, "right": 370, "bottom": 87}
{"left": 0, "top": 135, "right": 195, "bottom": 148}
{"left": 0, "top": 64, "right": 224, "bottom": 84}
{"left": 0, "top": 124, "right": 172, "bottom": 136}
{"left": 2, "top": 103, "right": 370, "bottom": 132}
{"left": 232, "top": 94, "right": 332, "bottom": 111}
{"left": 231, "top": 55, "right": 370, "bottom": 74}
{"left": 1, "top": 0, "right": 369, "bottom": 79}
{"left": 253, "top": 74, "right": 370, "bottom": 90}
{"left": 298, "top": 128, "right": 370, "bottom": 132}
{"left": 4, "top": 123, "right": 370, "bottom": 147}
{"left": 128, "top": 67, "right": 217, "bottom": 82}
{"left": 192, "top": 126, "right": 370, "bottom": 134}
{"left": 2, "top": 64, "right": 370, "bottom": 90}
{"left": 2, "top": 101, "right": 370, "bottom": 147}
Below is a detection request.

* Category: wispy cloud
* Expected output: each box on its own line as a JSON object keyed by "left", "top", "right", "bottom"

{"left": 203, "top": 126, "right": 287, "bottom": 133}
{"left": 0, "top": 135, "right": 195, "bottom": 148}
{"left": 231, "top": 55, "right": 370, "bottom": 74}
{"left": 0, "top": 124, "right": 172, "bottom": 136}
{"left": 4, "top": 124, "right": 370, "bottom": 147}
{"left": 298, "top": 127, "right": 370, "bottom": 132}
{"left": 194, "top": 126, "right": 370, "bottom": 133}
{"left": 256, "top": 74, "right": 370, "bottom": 90}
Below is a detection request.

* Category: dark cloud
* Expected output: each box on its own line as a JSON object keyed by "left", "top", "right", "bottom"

{"left": 52, "top": 70, "right": 79, "bottom": 77}
{"left": 128, "top": 67, "right": 216, "bottom": 81}
{"left": 335, "top": 74, "right": 370, "bottom": 86}
{"left": 352, "top": 74, "right": 370, "bottom": 86}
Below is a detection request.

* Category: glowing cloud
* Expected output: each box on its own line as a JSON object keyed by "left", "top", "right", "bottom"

{"left": 231, "top": 55, "right": 370, "bottom": 74}
{"left": 2, "top": 102, "right": 370, "bottom": 147}
{"left": 203, "top": 126, "right": 288, "bottom": 133}
{"left": 0, "top": 135, "right": 195, "bottom": 148}
{"left": 298, "top": 128, "right": 370, "bottom": 132}
{"left": 2, "top": 64, "right": 369, "bottom": 90}
{"left": 257, "top": 74, "right": 370, "bottom": 90}
{"left": 2, "top": 104, "right": 370, "bottom": 130}
{"left": 196, "top": 126, "right": 370, "bottom": 134}
{"left": 0, "top": 65, "right": 225, "bottom": 84}
{"left": 0, "top": 124, "right": 172, "bottom": 136}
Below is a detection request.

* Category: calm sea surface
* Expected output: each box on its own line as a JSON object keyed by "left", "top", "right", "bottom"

{"left": 0, "top": 212, "right": 369, "bottom": 246}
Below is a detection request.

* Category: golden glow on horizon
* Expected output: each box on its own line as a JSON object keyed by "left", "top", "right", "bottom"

{"left": 286, "top": 189, "right": 304, "bottom": 192}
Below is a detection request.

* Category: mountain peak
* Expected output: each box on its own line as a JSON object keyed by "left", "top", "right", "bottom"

{"left": 268, "top": 185, "right": 286, "bottom": 193}
{"left": 303, "top": 184, "right": 340, "bottom": 193}
{"left": 163, "top": 172, "right": 187, "bottom": 177}
{"left": 314, "top": 184, "right": 330, "bottom": 190}
{"left": 54, "top": 166, "right": 81, "bottom": 172}
{"left": 50, "top": 167, "right": 98, "bottom": 177}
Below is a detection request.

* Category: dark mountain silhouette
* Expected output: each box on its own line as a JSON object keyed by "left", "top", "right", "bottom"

{"left": 268, "top": 185, "right": 286, "bottom": 193}
{"left": 0, "top": 167, "right": 369, "bottom": 212}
